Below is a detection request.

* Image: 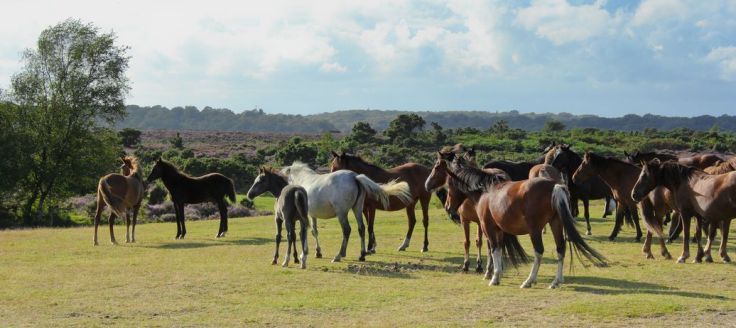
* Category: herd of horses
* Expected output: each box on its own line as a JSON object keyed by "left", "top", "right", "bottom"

{"left": 93, "top": 144, "right": 736, "bottom": 289}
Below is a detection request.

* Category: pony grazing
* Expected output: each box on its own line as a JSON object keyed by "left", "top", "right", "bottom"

{"left": 146, "top": 158, "right": 236, "bottom": 239}
{"left": 329, "top": 151, "right": 446, "bottom": 253}
{"left": 93, "top": 156, "right": 145, "bottom": 245}
{"left": 428, "top": 154, "right": 606, "bottom": 289}
{"left": 424, "top": 151, "right": 510, "bottom": 274}
{"left": 247, "top": 167, "right": 309, "bottom": 269}
{"left": 632, "top": 159, "right": 735, "bottom": 263}
{"left": 282, "top": 162, "right": 413, "bottom": 262}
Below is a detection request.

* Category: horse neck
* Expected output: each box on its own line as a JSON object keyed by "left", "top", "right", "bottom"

{"left": 592, "top": 159, "right": 640, "bottom": 188}
{"left": 161, "top": 165, "right": 187, "bottom": 186}
{"left": 268, "top": 174, "right": 289, "bottom": 197}
{"left": 348, "top": 159, "right": 391, "bottom": 180}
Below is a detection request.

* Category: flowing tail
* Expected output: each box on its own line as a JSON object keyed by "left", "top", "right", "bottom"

{"left": 225, "top": 178, "right": 236, "bottom": 203}
{"left": 99, "top": 179, "right": 125, "bottom": 217}
{"left": 639, "top": 198, "right": 664, "bottom": 238}
{"left": 354, "top": 175, "right": 413, "bottom": 209}
{"left": 551, "top": 184, "right": 607, "bottom": 267}
{"left": 295, "top": 189, "right": 310, "bottom": 224}
{"left": 501, "top": 233, "right": 530, "bottom": 268}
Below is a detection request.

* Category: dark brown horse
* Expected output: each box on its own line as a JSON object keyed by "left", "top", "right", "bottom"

{"left": 547, "top": 144, "right": 614, "bottom": 234}
{"left": 424, "top": 151, "right": 510, "bottom": 274}
{"left": 93, "top": 156, "right": 145, "bottom": 245}
{"left": 428, "top": 154, "right": 606, "bottom": 288}
{"left": 329, "top": 151, "right": 444, "bottom": 253}
{"left": 704, "top": 157, "right": 736, "bottom": 174}
{"left": 626, "top": 151, "right": 724, "bottom": 170}
{"left": 146, "top": 158, "right": 236, "bottom": 239}
{"left": 632, "top": 159, "right": 735, "bottom": 263}
{"left": 571, "top": 152, "right": 643, "bottom": 242}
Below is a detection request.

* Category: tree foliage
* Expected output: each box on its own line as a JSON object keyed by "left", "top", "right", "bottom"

{"left": 3, "top": 19, "right": 130, "bottom": 225}
{"left": 119, "top": 128, "right": 141, "bottom": 147}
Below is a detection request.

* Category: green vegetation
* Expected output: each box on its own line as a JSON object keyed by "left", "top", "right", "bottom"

{"left": 1, "top": 202, "right": 734, "bottom": 326}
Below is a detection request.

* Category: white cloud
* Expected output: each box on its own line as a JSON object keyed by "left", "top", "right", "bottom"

{"left": 515, "top": 0, "right": 615, "bottom": 45}
{"left": 632, "top": 0, "right": 689, "bottom": 26}
{"left": 320, "top": 62, "right": 347, "bottom": 73}
{"left": 705, "top": 46, "right": 736, "bottom": 81}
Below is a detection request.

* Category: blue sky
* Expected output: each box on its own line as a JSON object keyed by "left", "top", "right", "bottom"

{"left": 1, "top": 0, "right": 735, "bottom": 117}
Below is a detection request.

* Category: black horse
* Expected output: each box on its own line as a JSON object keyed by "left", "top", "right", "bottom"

{"left": 147, "top": 158, "right": 236, "bottom": 239}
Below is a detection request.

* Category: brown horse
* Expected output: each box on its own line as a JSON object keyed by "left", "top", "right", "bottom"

{"left": 546, "top": 144, "right": 615, "bottom": 234}
{"left": 626, "top": 151, "right": 723, "bottom": 170}
{"left": 147, "top": 158, "right": 236, "bottom": 239}
{"left": 424, "top": 151, "right": 510, "bottom": 273}
{"left": 529, "top": 164, "right": 563, "bottom": 183}
{"left": 571, "top": 152, "right": 643, "bottom": 242}
{"left": 93, "top": 156, "right": 145, "bottom": 245}
{"left": 632, "top": 159, "right": 735, "bottom": 263}
{"left": 428, "top": 154, "right": 606, "bottom": 288}
{"left": 704, "top": 157, "right": 736, "bottom": 174}
{"left": 329, "top": 151, "right": 443, "bottom": 253}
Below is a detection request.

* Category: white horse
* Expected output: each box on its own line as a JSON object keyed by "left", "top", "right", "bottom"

{"left": 281, "top": 162, "right": 413, "bottom": 262}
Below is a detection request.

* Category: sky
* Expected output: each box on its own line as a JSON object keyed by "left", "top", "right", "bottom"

{"left": 0, "top": 0, "right": 734, "bottom": 117}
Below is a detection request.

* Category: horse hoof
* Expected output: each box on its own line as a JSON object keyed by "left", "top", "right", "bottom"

{"left": 723, "top": 256, "right": 731, "bottom": 263}
{"left": 331, "top": 257, "right": 341, "bottom": 263}
{"left": 490, "top": 278, "right": 500, "bottom": 286}
{"left": 483, "top": 273, "right": 491, "bottom": 280}
{"left": 111, "top": 241, "right": 118, "bottom": 245}
{"left": 300, "top": 264, "right": 306, "bottom": 269}
{"left": 93, "top": 242, "right": 99, "bottom": 246}
{"left": 421, "top": 247, "right": 429, "bottom": 253}
{"left": 462, "top": 266, "right": 469, "bottom": 272}
{"left": 282, "top": 263, "right": 288, "bottom": 268}
{"left": 316, "top": 253, "right": 322, "bottom": 259}
{"left": 646, "top": 254, "right": 655, "bottom": 260}
{"left": 294, "top": 258, "right": 300, "bottom": 264}
{"left": 397, "top": 247, "right": 407, "bottom": 251}
{"left": 676, "top": 257, "right": 686, "bottom": 263}
{"left": 475, "top": 267, "right": 483, "bottom": 274}
{"left": 608, "top": 236, "right": 616, "bottom": 241}
{"left": 521, "top": 282, "right": 533, "bottom": 289}
{"left": 359, "top": 256, "right": 365, "bottom": 262}
{"left": 705, "top": 256, "right": 714, "bottom": 263}
{"left": 664, "top": 254, "right": 672, "bottom": 260}
{"left": 271, "top": 260, "right": 277, "bottom": 265}
{"left": 586, "top": 230, "right": 592, "bottom": 236}
{"left": 549, "top": 283, "right": 559, "bottom": 289}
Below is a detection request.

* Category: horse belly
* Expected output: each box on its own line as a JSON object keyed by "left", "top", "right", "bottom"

{"left": 367, "top": 196, "right": 410, "bottom": 211}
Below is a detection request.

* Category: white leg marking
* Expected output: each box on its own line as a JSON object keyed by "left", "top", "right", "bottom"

{"left": 521, "top": 252, "right": 543, "bottom": 288}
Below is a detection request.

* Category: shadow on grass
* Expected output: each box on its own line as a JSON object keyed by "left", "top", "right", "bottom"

{"left": 144, "top": 237, "right": 272, "bottom": 249}
{"left": 567, "top": 276, "right": 730, "bottom": 300}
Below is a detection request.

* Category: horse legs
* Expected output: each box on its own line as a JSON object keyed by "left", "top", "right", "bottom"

{"left": 642, "top": 231, "right": 654, "bottom": 259}
{"left": 549, "top": 219, "right": 566, "bottom": 289}
{"left": 489, "top": 228, "right": 504, "bottom": 286}
{"left": 93, "top": 194, "right": 104, "bottom": 246}
{"left": 461, "top": 219, "right": 471, "bottom": 272}
{"left": 582, "top": 198, "right": 591, "bottom": 235}
{"left": 299, "top": 217, "right": 309, "bottom": 269}
{"left": 677, "top": 214, "right": 692, "bottom": 263}
{"left": 311, "top": 216, "right": 322, "bottom": 258}
{"left": 668, "top": 213, "right": 682, "bottom": 243}
{"left": 332, "top": 211, "right": 352, "bottom": 263}
{"left": 398, "top": 202, "right": 418, "bottom": 251}
{"left": 365, "top": 206, "right": 377, "bottom": 254}
{"left": 719, "top": 219, "right": 731, "bottom": 263}
{"left": 475, "top": 224, "right": 484, "bottom": 273}
{"left": 353, "top": 204, "right": 368, "bottom": 261}
{"left": 602, "top": 196, "right": 612, "bottom": 218}
{"left": 283, "top": 217, "right": 295, "bottom": 267}
{"left": 108, "top": 212, "right": 118, "bottom": 245}
{"left": 521, "top": 231, "right": 543, "bottom": 288}
{"left": 421, "top": 196, "right": 430, "bottom": 252}
{"left": 216, "top": 200, "right": 228, "bottom": 238}
{"left": 608, "top": 203, "right": 625, "bottom": 241}
{"left": 273, "top": 216, "right": 283, "bottom": 265}
{"left": 631, "top": 207, "right": 643, "bottom": 242}
{"left": 131, "top": 203, "right": 140, "bottom": 243}
{"left": 703, "top": 222, "right": 717, "bottom": 263}
{"left": 174, "top": 202, "right": 184, "bottom": 240}
{"left": 125, "top": 211, "right": 131, "bottom": 243}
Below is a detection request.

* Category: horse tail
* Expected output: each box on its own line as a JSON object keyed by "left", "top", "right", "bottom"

{"left": 639, "top": 198, "right": 664, "bottom": 238}
{"left": 354, "top": 175, "right": 413, "bottom": 209}
{"left": 551, "top": 184, "right": 607, "bottom": 268}
{"left": 99, "top": 179, "right": 125, "bottom": 217}
{"left": 295, "top": 189, "right": 309, "bottom": 223}
{"left": 502, "top": 233, "right": 529, "bottom": 268}
{"left": 225, "top": 177, "right": 236, "bottom": 203}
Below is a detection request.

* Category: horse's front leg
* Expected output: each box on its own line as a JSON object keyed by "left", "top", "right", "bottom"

{"left": 693, "top": 217, "right": 706, "bottom": 263}
{"left": 332, "top": 212, "right": 352, "bottom": 263}
{"left": 642, "top": 231, "right": 654, "bottom": 259}
{"left": 125, "top": 211, "right": 131, "bottom": 243}
{"left": 677, "top": 214, "right": 692, "bottom": 263}
{"left": 703, "top": 221, "right": 717, "bottom": 263}
{"left": 631, "top": 207, "right": 643, "bottom": 242}
{"left": 283, "top": 219, "right": 295, "bottom": 268}
{"left": 108, "top": 212, "right": 118, "bottom": 245}
{"left": 299, "top": 217, "right": 309, "bottom": 269}
{"left": 475, "top": 223, "right": 484, "bottom": 273}
{"left": 364, "top": 206, "right": 377, "bottom": 254}
{"left": 719, "top": 219, "right": 731, "bottom": 263}
{"left": 131, "top": 203, "right": 140, "bottom": 243}
{"left": 398, "top": 202, "right": 417, "bottom": 251}
{"left": 420, "top": 197, "right": 430, "bottom": 252}
{"left": 462, "top": 219, "right": 471, "bottom": 272}
{"left": 489, "top": 229, "right": 504, "bottom": 286}
{"left": 216, "top": 200, "right": 228, "bottom": 238}
{"left": 311, "top": 217, "right": 322, "bottom": 258}
{"left": 582, "top": 198, "right": 591, "bottom": 235}
{"left": 608, "top": 204, "right": 624, "bottom": 241}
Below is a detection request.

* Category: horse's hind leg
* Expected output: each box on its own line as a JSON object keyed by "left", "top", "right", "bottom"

{"left": 125, "top": 212, "right": 131, "bottom": 243}
{"left": 642, "top": 231, "right": 654, "bottom": 259}
{"left": 549, "top": 219, "right": 566, "bottom": 289}
{"left": 703, "top": 222, "right": 717, "bottom": 263}
{"left": 521, "top": 231, "right": 544, "bottom": 289}
{"left": 283, "top": 218, "right": 295, "bottom": 267}
{"left": 299, "top": 217, "right": 309, "bottom": 269}
{"left": 475, "top": 224, "right": 483, "bottom": 273}
{"left": 462, "top": 219, "right": 471, "bottom": 272}
{"left": 216, "top": 200, "right": 228, "bottom": 238}
{"left": 668, "top": 213, "right": 682, "bottom": 243}
{"left": 174, "top": 203, "right": 183, "bottom": 240}
{"left": 131, "top": 204, "right": 140, "bottom": 243}
{"left": 602, "top": 196, "right": 612, "bottom": 218}
{"left": 608, "top": 204, "right": 624, "bottom": 241}
{"left": 273, "top": 216, "right": 283, "bottom": 265}
{"left": 365, "top": 206, "right": 377, "bottom": 254}
{"left": 719, "top": 219, "right": 731, "bottom": 263}
{"left": 108, "top": 212, "right": 118, "bottom": 245}
{"left": 311, "top": 217, "right": 322, "bottom": 258}
{"left": 93, "top": 194, "right": 104, "bottom": 246}
{"left": 398, "top": 202, "right": 417, "bottom": 251}
{"left": 631, "top": 208, "right": 643, "bottom": 242}
{"left": 332, "top": 211, "right": 352, "bottom": 263}
{"left": 353, "top": 204, "right": 367, "bottom": 261}
{"left": 582, "top": 198, "right": 591, "bottom": 235}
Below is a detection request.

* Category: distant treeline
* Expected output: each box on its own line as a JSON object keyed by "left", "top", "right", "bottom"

{"left": 119, "top": 105, "right": 736, "bottom": 132}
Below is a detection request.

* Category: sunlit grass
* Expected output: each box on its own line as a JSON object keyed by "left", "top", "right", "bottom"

{"left": 1, "top": 200, "right": 735, "bottom": 327}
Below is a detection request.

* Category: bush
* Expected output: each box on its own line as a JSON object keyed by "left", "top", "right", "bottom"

{"left": 147, "top": 183, "right": 168, "bottom": 205}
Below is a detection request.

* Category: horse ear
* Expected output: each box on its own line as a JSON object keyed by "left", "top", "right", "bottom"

{"left": 331, "top": 151, "right": 338, "bottom": 158}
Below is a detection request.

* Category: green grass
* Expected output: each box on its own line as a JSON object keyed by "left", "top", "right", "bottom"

{"left": 1, "top": 201, "right": 735, "bottom": 327}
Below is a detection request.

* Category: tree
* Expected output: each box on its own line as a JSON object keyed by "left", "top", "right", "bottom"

{"left": 543, "top": 119, "right": 566, "bottom": 132}
{"left": 489, "top": 119, "right": 509, "bottom": 135}
{"left": 119, "top": 128, "right": 142, "bottom": 147}
{"left": 8, "top": 19, "right": 130, "bottom": 224}
{"left": 384, "top": 113, "right": 425, "bottom": 143}
{"left": 170, "top": 132, "right": 184, "bottom": 149}
{"left": 349, "top": 122, "right": 377, "bottom": 144}
{"left": 430, "top": 121, "right": 447, "bottom": 145}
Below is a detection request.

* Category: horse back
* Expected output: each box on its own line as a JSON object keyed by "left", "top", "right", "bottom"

{"left": 176, "top": 173, "right": 234, "bottom": 204}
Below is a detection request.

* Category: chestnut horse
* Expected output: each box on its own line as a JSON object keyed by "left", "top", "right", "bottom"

{"left": 571, "top": 151, "right": 643, "bottom": 242}
{"left": 546, "top": 145, "right": 614, "bottom": 234}
{"left": 424, "top": 151, "right": 510, "bottom": 273}
{"left": 146, "top": 158, "right": 236, "bottom": 239}
{"left": 626, "top": 151, "right": 723, "bottom": 170}
{"left": 704, "top": 157, "right": 736, "bottom": 174}
{"left": 428, "top": 154, "right": 606, "bottom": 288}
{"left": 632, "top": 159, "right": 735, "bottom": 263}
{"left": 329, "top": 152, "right": 445, "bottom": 253}
{"left": 93, "top": 156, "right": 145, "bottom": 245}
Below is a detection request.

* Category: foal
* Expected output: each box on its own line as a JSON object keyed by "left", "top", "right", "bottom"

{"left": 93, "top": 156, "right": 145, "bottom": 245}
{"left": 146, "top": 158, "right": 236, "bottom": 239}
{"left": 247, "top": 167, "right": 309, "bottom": 269}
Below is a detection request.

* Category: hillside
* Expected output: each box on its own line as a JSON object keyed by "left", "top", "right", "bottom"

{"left": 118, "top": 105, "right": 736, "bottom": 132}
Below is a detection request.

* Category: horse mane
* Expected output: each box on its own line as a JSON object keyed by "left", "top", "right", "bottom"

{"left": 451, "top": 157, "right": 504, "bottom": 193}
{"left": 657, "top": 161, "right": 698, "bottom": 187}
{"left": 587, "top": 152, "right": 633, "bottom": 169}
{"left": 158, "top": 159, "right": 191, "bottom": 178}
{"left": 286, "top": 162, "right": 316, "bottom": 175}
{"left": 123, "top": 156, "right": 140, "bottom": 174}
{"left": 343, "top": 153, "right": 385, "bottom": 171}
{"left": 705, "top": 157, "right": 736, "bottom": 174}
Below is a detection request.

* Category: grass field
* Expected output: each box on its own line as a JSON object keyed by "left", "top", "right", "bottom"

{"left": 1, "top": 199, "right": 735, "bottom": 327}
